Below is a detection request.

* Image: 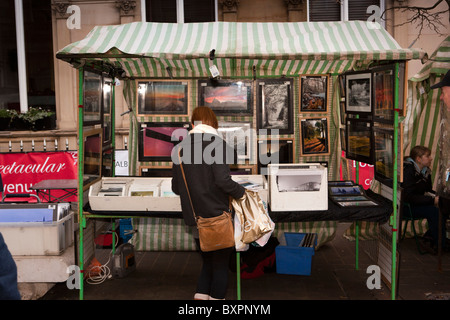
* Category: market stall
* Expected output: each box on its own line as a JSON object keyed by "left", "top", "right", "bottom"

{"left": 56, "top": 20, "right": 426, "bottom": 300}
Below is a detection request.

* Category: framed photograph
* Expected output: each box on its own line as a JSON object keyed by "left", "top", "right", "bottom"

{"left": 339, "top": 75, "right": 345, "bottom": 98}
{"left": 345, "top": 118, "right": 374, "bottom": 164}
{"left": 345, "top": 72, "right": 372, "bottom": 115}
{"left": 137, "top": 80, "right": 188, "bottom": 115}
{"left": 103, "top": 78, "right": 113, "bottom": 147}
{"left": 329, "top": 185, "right": 364, "bottom": 196}
{"left": 83, "top": 128, "right": 102, "bottom": 190}
{"left": 138, "top": 122, "right": 190, "bottom": 162}
{"left": 340, "top": 127, "right": 346, "bottom": 152}
{"left": 300, "top": 75, "right": 328, "bottom": 112}
{"left": 218, "top": 121, "right": 253, "bottom": 161}
{"left": 230, "top": 166, "right": 254, "bottom": 175}
{"left": 300, "top": 117, "right": 330, "bottom": 156}
{"left": 328, "top": 180, "right": 356, "bottom": 186}
{"left": 257, "top": 139, "right": 294, "bottom": 174}
{"left": 83, "top": 69, "right": 103, "bottom": 125}
{"left": 373, "top": 127, "right": 394, "bottom": 187}
{"left": 140, "top": 165, "right": 173, "bottom": 177}
{"left": 198, "top": 79, "right": 252, "bottom": 115}
{"left": 257, "top": 79, "right": 294, "bottom": 134}
{"left": 339, "top": 101, "right": 346, "bottom": 125}
{"left": 336, "top": 200, "right": 378, "bottom": 207}
{"left": 102, "top": 148, "right": 113, "bottom": 177}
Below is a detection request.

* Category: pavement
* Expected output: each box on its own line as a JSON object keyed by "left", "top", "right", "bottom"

{"left": 39, "top": 222, "right": 450, "bottom": 301}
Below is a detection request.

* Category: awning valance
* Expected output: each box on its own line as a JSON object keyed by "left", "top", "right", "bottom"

{"left": 56, "top": 21, "right": 427, "bottom": 78}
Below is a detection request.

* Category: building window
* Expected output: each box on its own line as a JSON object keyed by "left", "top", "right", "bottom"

{"left": 309, "top": 0, "right": 383, "bottom": 23}
{"left": 0, "top": 0, "right": 54, "bottom": 113}
{"left": 146, "top": 0, "right": 216, "bottom": 23}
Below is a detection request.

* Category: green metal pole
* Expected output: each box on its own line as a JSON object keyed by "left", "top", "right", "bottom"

{"left": 391, "top": 62, "right": 400, "bottom": 300}
{"left": 77, "top": 67, "right": 85, "bottom": 300}
{"left": 111, "top": 82, "right": 116, "bottom": 178}
{"left": 355, "top": 162, "right": 360, "bottom": 270}
{"left": 236, "top": 252, "right": 241, "bottom": 300}
{"left": 355, "top": 112, "right": 360, "bottom": 271}
{"left": 111, "top": 82, "right": 116, "bottom": 255}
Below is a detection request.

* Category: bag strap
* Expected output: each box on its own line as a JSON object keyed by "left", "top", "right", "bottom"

{"left": 178, "top": 149, "right": 197, "bottom": 221}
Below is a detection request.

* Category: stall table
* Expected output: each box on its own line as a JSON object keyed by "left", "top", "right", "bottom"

{"left": 31, "top": 179, "right": 78, "bottom": 203}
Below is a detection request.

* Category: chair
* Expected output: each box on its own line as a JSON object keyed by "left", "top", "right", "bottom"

{"left": 401, "top": 202, "right": 426, "bottom": 255}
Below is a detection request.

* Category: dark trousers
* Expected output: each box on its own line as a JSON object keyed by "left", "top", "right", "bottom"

{"left": 194, "top": 238, "right": 233, "bottom": 299}
{"left": 0, "top": 233, "right": 21, "bottom": 300}
{"left": 407, "top": 204, "right": 445, "bottom": 247}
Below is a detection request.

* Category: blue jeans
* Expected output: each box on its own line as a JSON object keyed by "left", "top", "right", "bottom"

{"left": 0, "top": 233, "right": 21, "bottom": 300}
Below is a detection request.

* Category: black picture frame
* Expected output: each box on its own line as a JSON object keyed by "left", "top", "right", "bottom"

{"left": 300, "top": 75, "right": 328, "bottom": 113}
{"left": 217, "top": 121, "right": 253, "bottom": 161}
{"left": 137, "top": 80, "right": 189, "bottom": 116}
{"left": 299, "top": 117, "right": 330, "bottom": 156}
{"left": 138, "top": 122, "right": 190, "bottom": 162}
{"left": 257, "top": 78, "right": 294, "bottom": 134}
{"left": 140, "top": 166, "right": 173, "bottom": 177}
{"left": 83, "top": 128, "right": 102, "bottom": 190}
{"left": 372, "top": 63, "right": 405, "bottom": 123}
{"left": 345, "top": 118, "right": 374, "bottom": 164}
{"left": 198, "top": 79, "right": 252, "bottom": 115}
{"left": 373, "top": 127, "right": 394, "bottom": 188}
{"left": 102, "top": 77, "right": 113, "bottom": 147}
{"left": 83, "top": 69, "right": 103, "bottom": 126}
{"left": 257, "top": 139, "right": 294, "bottom": 174}
{"left": 340, "top": 127, "right": 346, "bottom": 152}
{"left": 345, "top": 71, "right": 372, "bottom": 116}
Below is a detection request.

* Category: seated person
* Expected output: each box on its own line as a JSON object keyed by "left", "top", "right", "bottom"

{"left": 402, "top": 146, "right": 447, "bottom": 252}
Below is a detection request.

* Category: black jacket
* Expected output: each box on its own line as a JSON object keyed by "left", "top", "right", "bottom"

{"left": 172, "top": 133, "right": 245, "bottom": 226}
{"left": 401, "top": 160, "right": 435, "bottom": 206}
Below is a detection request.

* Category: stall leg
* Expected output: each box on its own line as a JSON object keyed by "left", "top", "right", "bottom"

{"left": 236, "top": 252, "right": 241, "bottom": 300}
{"left": 355, "top": 221, "right": 360, "bottom": 271}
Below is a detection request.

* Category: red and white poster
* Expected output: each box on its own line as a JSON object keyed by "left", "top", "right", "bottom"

{"left": 0, "top": 151, "right": 78, "bottom": 202}
{"left": 340, "top": 152, "right": 374, "bottom": 189}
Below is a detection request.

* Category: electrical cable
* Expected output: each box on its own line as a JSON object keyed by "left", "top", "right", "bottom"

{"left": 86, "top": 231, "right": 119, "bottom": 285}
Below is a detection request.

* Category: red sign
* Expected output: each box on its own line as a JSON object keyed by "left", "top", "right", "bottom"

{"left": 340, "top": 151, "right": 374, "bottom": 189}
{"left": 0, "top": 151, "right": 78, "bottom": 202}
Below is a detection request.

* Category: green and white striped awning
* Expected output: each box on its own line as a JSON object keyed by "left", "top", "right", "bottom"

{"left": 410, "top": 35, "right": 450, "bottom": 82}
{"left": 56, "top": 21, "right": 426, "bottom": 78}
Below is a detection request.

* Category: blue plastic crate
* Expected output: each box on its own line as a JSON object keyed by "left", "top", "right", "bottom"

{"left": 275, "top": 232, "right": 316, "bottom": 276}
{"left": 119, "top": 218, "right": 133, "bottom": 242}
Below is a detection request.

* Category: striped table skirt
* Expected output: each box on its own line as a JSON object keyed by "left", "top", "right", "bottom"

{"left": 129, "top": 217, "right": 337, "bottom": 251}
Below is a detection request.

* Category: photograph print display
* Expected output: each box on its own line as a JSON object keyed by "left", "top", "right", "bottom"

{"left": 83, "top": 69, "right": 102, "bottom": 125}
{"left": 257, "top": 79, "right": 294, "bottom": 134}
{"left": 346, "top": 72, "right": 371, "bottom": 114}
{"left": 300, "top": 117, "right": 330, "bottom": 156}
{"left": 138, "top": 122, "right": 190, "bottom": 162}
{"left": 198, "top": 80, "right": 252, "bottom": 115}
{"left": 300, "top": 75, "right": 328, "bottom": 112}
{"left": 345, "top": 118, "right": 373, "bottom": 164}
{"left": 373, "top": 127, "right": 394, "bottom": 187}
{"left": 137, "top": 81, "right": 188, "bottom": 115}
{"left": 218, "top": 121, "right": 253, "bottom": 161}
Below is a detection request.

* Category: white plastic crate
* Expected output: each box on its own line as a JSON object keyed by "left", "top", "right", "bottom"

{"left": 0, "top": 212, "right": 74, "bottom": 256}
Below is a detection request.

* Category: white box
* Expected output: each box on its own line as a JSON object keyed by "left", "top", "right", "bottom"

{"left": 89, "top": 177, "right": 181, "bottom": 212}
{"left": 0, "top": 212, "right": 74, "bottom": 256}
{"left": 268, "top": 163, "right": 328, "bottom": 211}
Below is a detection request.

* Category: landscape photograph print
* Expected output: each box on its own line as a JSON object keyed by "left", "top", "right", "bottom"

{"left": 300, "top": 117, "right": 329, "bottom": 156}
{"left": 198, "top": 80, "right": 252, "bottom": 115}
{"left": 300, "top": 75, "right": 328, "bottom": 112}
